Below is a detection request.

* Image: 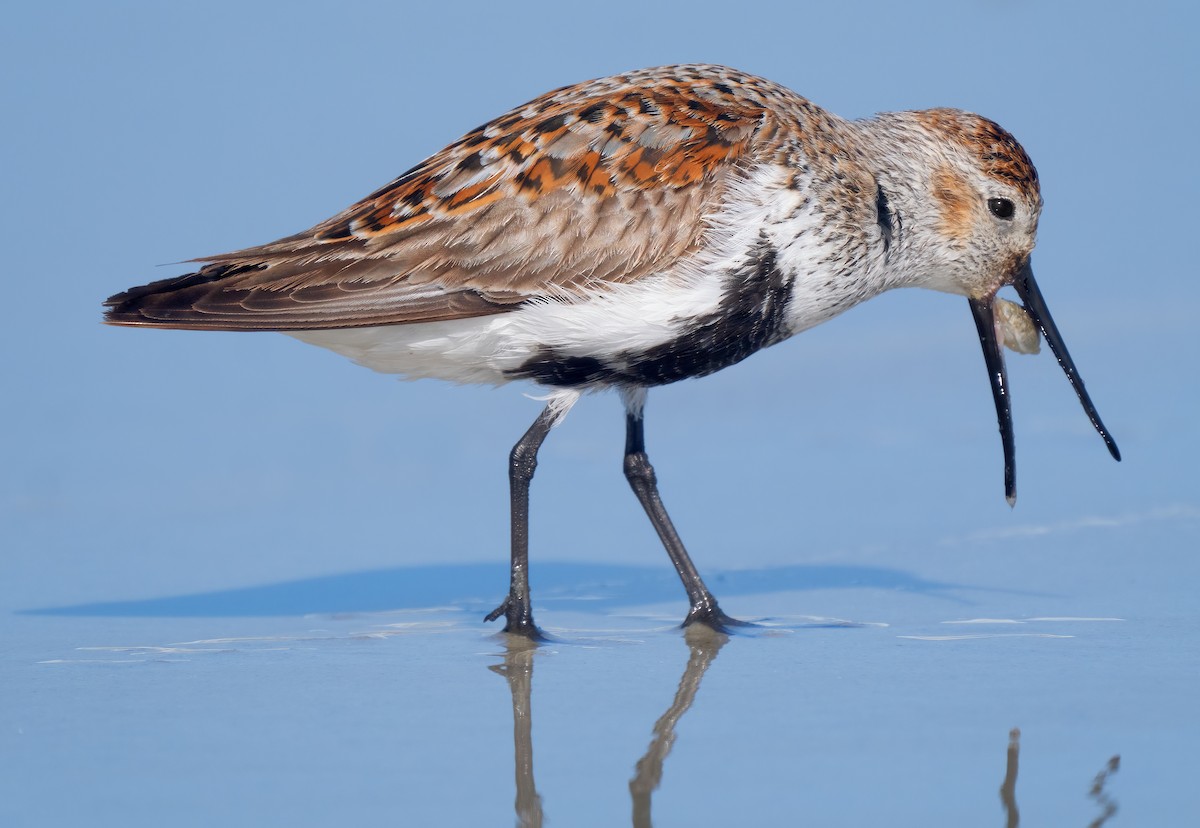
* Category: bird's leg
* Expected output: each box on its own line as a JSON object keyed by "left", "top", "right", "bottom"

{"left": 486, "top": 404, "right": 558, "bottom": 639}
{"left": 621, "top": 396, "right": 750, "bottom": 632}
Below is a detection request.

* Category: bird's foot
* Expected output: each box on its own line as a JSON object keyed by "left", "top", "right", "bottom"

{"left": 682, "top": 598, "right": 755, "bottom": 635}
{"left": 484, "top": 595, "right": 547, "bottom": 640}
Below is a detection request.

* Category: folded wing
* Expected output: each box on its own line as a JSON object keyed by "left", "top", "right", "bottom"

{"left": 105, "top": 65, "right": 786, "bottom": 331}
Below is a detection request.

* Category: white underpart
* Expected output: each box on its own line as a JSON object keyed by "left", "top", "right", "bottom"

{"left": 287, "top": 270, "right": 726, "bottom": 384}
{"left": 524, "top": 386, "right": 581, "bottom": 425}
{"left": 705, "top": 159, "right": 888, "bottom": 337}
{"left": 766, "top": 181, "right": 891, "bottom": 336}
{"left": 619, "top": 386, "right": 648, "bottom": 419}
{"left": 290, "top": 163, "right": 802, "bottom": 386}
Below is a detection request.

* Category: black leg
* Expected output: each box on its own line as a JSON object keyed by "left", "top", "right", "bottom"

{"left": 622, "top": 405, "right": 749, "bottom": 632}
{"left": 485, "top": 405, "right": 557, "bottom": 638}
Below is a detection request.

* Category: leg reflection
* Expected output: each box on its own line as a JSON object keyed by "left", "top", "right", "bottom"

{"left": 629, "top": 625, "right": 730, "bottom": 828}
{"left": 997, "top": 728, "right": 1120, "bottom": 828}
{"left": 999, "top": 727, "right": 1021, "bottom": 828}
{"left": 1086, "top": 755, "right": 1120, "bottom": 828}
{"left": 489, "top": 636, "right": 544, "bottom": 828}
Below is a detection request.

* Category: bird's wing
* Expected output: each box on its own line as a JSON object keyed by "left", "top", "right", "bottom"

{"left": 105, "top": 65, "right": 792, "bottom": 331}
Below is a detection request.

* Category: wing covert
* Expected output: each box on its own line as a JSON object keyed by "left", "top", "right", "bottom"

{"left": 106, "top": 64, "right": 795, "bottom": 330}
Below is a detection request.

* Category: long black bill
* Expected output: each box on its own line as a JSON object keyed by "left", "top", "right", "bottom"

{"left": 969, "top": 294, "right": 1018, "bottom": 505}
{"left": 1012, "top": 262, "right": 1121, "bottom": 462}
{"left": 970, "top": 260, "right": 1122, "bottom": 507}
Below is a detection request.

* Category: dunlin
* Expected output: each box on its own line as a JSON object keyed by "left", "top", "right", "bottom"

{"left": 105, "top": 64, "right": 1120, "bottom": 636}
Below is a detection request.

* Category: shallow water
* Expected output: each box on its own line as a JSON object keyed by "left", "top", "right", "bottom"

{"left": 6, "top": 504, "right": 1196, "bottom": 826}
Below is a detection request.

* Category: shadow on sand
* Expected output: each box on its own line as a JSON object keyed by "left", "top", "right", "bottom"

{"left": 18, "top": 561, "right": 1020, "bottom": 618}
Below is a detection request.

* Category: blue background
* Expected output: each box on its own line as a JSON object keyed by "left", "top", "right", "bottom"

{"left": 2, "top": 2, "right": 1197, "bottom": 825}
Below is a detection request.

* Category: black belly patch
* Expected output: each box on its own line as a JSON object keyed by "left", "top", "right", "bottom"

{"left": 508, "top": 238, "right": 793, "bottom": 388}
{"left": 514, "top": 354, "right": 610, "bottom": 386}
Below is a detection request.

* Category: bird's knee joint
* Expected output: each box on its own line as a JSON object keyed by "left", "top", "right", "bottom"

{"left": 510, "top": 445, "right": 539, "bottom": 482}
{"left": 623, "top": 451, "right": 656, "bottom": 485}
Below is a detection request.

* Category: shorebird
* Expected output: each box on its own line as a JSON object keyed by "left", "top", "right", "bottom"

{"left": 105, "top": 64, "right": 1120, "bottom": 637}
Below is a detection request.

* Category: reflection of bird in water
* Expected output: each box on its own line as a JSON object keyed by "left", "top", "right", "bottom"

{"left": 629, "top": 626, "right": 729, "bottom": 828}
{"left": 998, "top": 728, "right": 1120, "bottom": 828}
{"left": 490, "top": 626, "right": 728, "bottom": 827}
{"left": 491, "top": 641, "right": 1124, "bottom": 826}
{"left": 1086, "top": 755, "right": 1120, "bottom": 828}
{"left": 490, "top": 637, "right": 544, "bottom": 828}
{"left": 999, "top": 728, "right": 1021, "bottom": 828}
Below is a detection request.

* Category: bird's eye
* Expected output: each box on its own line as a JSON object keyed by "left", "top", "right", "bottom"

{"left": 988, "top": 197, "right": 1015, "bottom": 219}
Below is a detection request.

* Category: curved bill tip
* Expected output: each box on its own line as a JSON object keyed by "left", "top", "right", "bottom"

{"left": 969, "top": 295, "right": 1018, "bottom": 505}
{"left": 1011, "top": 262, "right": 1121, "bottom": 463}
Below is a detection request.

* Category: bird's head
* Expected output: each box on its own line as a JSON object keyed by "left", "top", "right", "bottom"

{"left": 869, "top": 108, "right": 1119, "bottom": 503}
